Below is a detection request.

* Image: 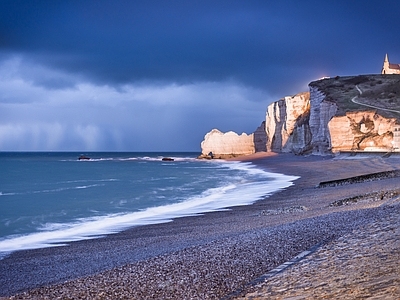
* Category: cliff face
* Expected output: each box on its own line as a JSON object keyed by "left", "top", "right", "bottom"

{"left": 265, "top": 92, "right": 311, "bottom": 153}
{"left": 265, "top": 76, "right": 399, "bottom": 154}
{"left": 199, "top": 75, "right": 399, "bottom": 158}
{"left": 199, "top": 129, "right": 256, "bottom": 158}
{"left": 253, "top": 122, "right": 267, "bottom": 152}
{"left": 308, "top": 86, "right": 338, "bottom": 154}
{"left": 308, "top": 75, "right": 399, "bottom": 153}
{"left": 328, "top": 111, "right": 396, "bottom": 151}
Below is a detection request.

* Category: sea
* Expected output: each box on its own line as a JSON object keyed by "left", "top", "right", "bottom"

{"left": 0, "top": 152, "right": 298, "bottom": 259}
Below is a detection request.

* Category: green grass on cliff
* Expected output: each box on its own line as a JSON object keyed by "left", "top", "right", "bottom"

{"left": 309, "top": 74, "right": 400, "bottom": 119}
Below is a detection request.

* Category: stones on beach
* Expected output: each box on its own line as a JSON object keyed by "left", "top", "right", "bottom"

{"left": 260, "top": 206, "right": 308, "bottom": 216}
{"left": 3, "top": 156, "right": 400, "bottom": 299}
{"left": 4, "top": 205, "right": 400, "bottom": 299}
{"left": 317, "top": 170, "right": 400, "bottom": 188}
{"left": 329, "top": 189, "right": 400, "bottom": 207}
{"left": 238, "top": 206, "right": 400, "bottom": 299}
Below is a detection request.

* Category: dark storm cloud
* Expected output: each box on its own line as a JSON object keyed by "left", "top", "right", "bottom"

{"left": 1, "top": 0, "right": 399, "bottom": 94}
{"left": 1, "top": 0, "right": 400, "bottom": 151}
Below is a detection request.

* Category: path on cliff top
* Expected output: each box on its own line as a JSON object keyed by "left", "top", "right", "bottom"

{"left": 352, "top": 85, "right": 400, "bottom": 115}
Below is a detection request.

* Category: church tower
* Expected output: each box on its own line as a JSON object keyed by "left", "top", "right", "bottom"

{"left": 382, "top": 53, "right": 400, "bottom": 74}
{"left": 382, "top": 54, "right": 389, "bottom": 74}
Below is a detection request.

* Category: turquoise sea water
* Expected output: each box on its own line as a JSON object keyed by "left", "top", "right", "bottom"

{"left": 0, "top": 152, "right": 298, "bottom": 258}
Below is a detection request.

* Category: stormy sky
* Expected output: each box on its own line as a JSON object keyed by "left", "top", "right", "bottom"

{"left": 1, "top": 0, "right": 400, "bottom": 151}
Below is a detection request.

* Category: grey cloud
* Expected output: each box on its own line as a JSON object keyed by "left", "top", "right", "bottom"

{"left": 2, "top": 1, "right": 399, "bottom": 94}
{"left": 1, "top": 1, "right": 400, "bottom": 151}
{"left": 0, "top": 74, "right": 269, "bottom": 151}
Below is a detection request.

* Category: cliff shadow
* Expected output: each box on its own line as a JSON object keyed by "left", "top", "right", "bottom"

{"left": 253, "top": 121, "right": 267, "bottom": 152}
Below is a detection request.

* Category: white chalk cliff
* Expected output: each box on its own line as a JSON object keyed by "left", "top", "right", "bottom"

{"left": 306, "top": 82, "right": 398, "bottom": 153}
{"left": 200, "top": 75, "right": 399, "bottom": 157}
{"left": 200, "top": 129, "right": 255, "bottom": 158}
{"left": 265, "top": 92, "right": 311, "bottom": 153}
{"left": 328, "top": 111, "right": 396, "bottom": 151}
{"left": 265, "top": 85, "right": 398, "bottom": 154}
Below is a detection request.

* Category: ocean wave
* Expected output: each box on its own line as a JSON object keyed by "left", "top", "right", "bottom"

{"left": 61, "top": 178, "right": 118, "bottom": 184}
{"left": 0, "top": 165, "right": 299, "bottom": 259}
{"left": 1, "top": 184, "right": 105, "bottom": 197}
{"left": 0, "top": 192, "right": 16, "bottom": 196}
{"left": 35, "top": 184, "right": 105, "bottom": 193}
{"left": 73, "top": 155, "right": 198, "bottom": 163}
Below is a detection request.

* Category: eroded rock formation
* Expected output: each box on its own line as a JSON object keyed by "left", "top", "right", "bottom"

{"left": 199, "top": 129, "right": 256, "bottom": 159}
{"left": 200, "top": 75, "right": 399, "bottom": 158}
{"left": 328, "top": 111, "right": 396, "bottom": 151}
{"left": 265, "top": 82, "right": 398, "bottom": 154}
{"left": 253, "top": 121, "right": 267, "bottom": 152}
{"left": 308, "top": 86, "right": 338, "bottom": 154}
{"left": 265, "top": 92, "right": 311, "bottom": 153}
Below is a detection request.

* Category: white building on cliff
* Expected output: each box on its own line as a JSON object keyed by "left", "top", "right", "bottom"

{"left": 381, "top": 54, "right": 400, "bottom": 74}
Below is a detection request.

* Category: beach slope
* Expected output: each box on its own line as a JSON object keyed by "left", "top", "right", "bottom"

{"left": 1, "top": 153, "right": 399, "bottom": 299}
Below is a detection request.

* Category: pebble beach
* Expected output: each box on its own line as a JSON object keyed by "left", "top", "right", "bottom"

{"left": 1, "top": 152, "right": 399, "bottom": 299}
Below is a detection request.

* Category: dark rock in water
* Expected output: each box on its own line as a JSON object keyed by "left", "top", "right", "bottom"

{"left": 162, "top": 157, "right": 174, "bottom": 161}
{"left": 78, "top": 155, "right": 90, "bottom": 160}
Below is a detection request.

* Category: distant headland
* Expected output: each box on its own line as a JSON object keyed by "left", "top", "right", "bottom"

{"left": 199, "top": 55, "right": 400, "bottom": 159}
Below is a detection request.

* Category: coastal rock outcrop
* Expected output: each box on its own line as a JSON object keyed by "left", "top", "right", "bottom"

{"left": 253, "top": 121, "right": 267, "bottom": 152}
{"left": 328, "top": 111, "right": 396, "bottom": 151}
{"left": 307, "top": 78, "right": 399, "bottom": 153}
{"left": 265, "top": 78, "right": 399, "bottom": 154}
{"left": 199, "top": 129, "right": 255, "bottom": 159}
{"left": 265, "top": 92, "right": 311, "bottom": 153}
{"left": 199, "top": 123, "right": 267, "bottom": 159}
{"left": 199, "top": 74, "right": 399, "bottom": 158}
{"left": 308, "top": 86, "right": 338, "bottom": 154}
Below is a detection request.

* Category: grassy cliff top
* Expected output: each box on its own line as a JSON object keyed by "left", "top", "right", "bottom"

{"left": 309, "top": 74, "right": 400, "bottom": 119}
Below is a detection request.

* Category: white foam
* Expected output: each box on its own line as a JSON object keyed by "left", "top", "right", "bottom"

{"left": 0, "top": 162, "right": 299, "bottom": 259}
{"left": 0, "top": 192, "right": 16, "bottom": 196}
{"left": 76, "top": 155, "right": 197, "bottom": 163}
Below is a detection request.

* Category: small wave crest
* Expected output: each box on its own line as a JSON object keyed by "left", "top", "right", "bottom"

{"left": 31, "top": 184, "right": 104, "bottom": 194}
{"left": 0, "top": 192, "right": 16, "bottom": 196}
{"left": 75, "top": 155, "right": 197, "bottom": 163}
{"left": 0, "top": 186, "right": 105, "bottom": 199}
{"left": 0, "top": 160, "right": 299, "bottom": 259}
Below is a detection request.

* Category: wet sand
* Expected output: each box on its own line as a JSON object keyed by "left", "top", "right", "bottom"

{"left": 0, "top": 153, "right": 399, "bottom": 299}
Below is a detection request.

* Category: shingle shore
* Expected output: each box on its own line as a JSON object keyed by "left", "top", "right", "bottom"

{"left": 236, "top": 201, "right": 400, "bottom": 299}
{"left": 0, "top": 153, "right": 399, "bottom": 299}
